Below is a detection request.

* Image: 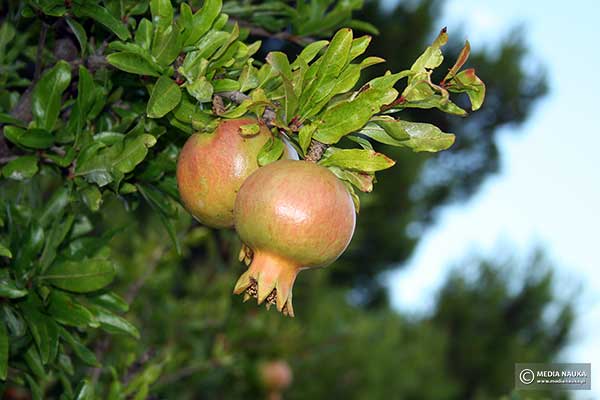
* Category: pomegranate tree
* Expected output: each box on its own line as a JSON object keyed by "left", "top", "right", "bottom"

{"left": 177, "top": 118, "right": 290, "bottom": 228}
{"left": 233, "top": 160, "right": 356, "bottom": 316}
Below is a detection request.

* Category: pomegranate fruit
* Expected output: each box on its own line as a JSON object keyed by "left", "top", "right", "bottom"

{"left": 233, "top": 160, "right": 356, "bottom": 316}
{"left": 259, "top": 360, "right": 293, "bottom": 400}
{"left": 177, "top": 118, "right": 296, "bottom": 228}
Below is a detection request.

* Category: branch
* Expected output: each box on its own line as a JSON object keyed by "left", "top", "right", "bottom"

{"left": 0, "top": 156, "right": 18, "bottom": 164}
{"left": 34, "top": 23, "right": 48, "bottom": 81}
{"left": 231, "top": 19, "right": 315, "bottom": 46}
{"left": 305, "top": 140, "right": 328, "bottom": 162}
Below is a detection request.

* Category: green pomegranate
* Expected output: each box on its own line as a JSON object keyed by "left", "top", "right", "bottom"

{"left": 233, "top": 160, "right": 356, "bottom": 316}
{"left": 177, "top": 118, "right": 296, "bottom": 228}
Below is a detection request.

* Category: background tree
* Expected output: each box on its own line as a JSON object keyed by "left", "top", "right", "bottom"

{"left": 0, "top": 0, "right": 569, "bottom": 399}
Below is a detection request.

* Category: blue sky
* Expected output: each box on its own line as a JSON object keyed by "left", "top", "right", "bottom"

{"left": 385, "top": 0, "right": 600, "bottom": 397}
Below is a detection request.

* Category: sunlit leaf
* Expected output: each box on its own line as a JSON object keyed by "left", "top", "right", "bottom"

{"left": 319, "top": 148, "right": 395, "bottom": 172}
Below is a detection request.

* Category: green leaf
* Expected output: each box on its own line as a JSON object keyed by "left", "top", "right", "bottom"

{"left": 349, "top": 35, "right": 371, "bottom": 61}
{"left": 147, "top": 76, "right": 182, "bottom": 118}
{"left": 20, "top": 299, "right": 50, "bottom": 364}
{"left": 299, "top": 29, "right": 353, "bottom": 113}
{"left": 73, "top": 3, "right": 130, "bottom": 41}
{"left": 346, "top": 19, "right": 379, "bottom": 35}
{"left": 2, "top": 304, "right": 26, "bottom": 337}
{"left": 88, "top": 304, "right": 140, "bottom": 339}
{"left": 0, "top": 319, "right": 8, "bottom": 380}
{"left": 239, "top": 123, "right": 260, "bottom": 136}
{"left": 47, "top": 291, "right": 98, "bottom": 328}
{"left": 186, "top": 77, "right": 213, "bottom": 103}
{"left": 24, "top": 346, "right": 45, "bottom": 379}
{"left": 107, "top": 52, "right": 162, "bottom": 77}
{"left": 32, "top": 60, "right": 71, "bottom": 131}
{"left": 329, "top": 166, "right": 374, "bottom": 193}
{"left": 258, "top": 137, "right": 285, "bottom": 166}
{"left": 0, "top": 276, "right": 27, "bottom": 298}
{"left": 75, "top": 134, "right": 157, "bottom": 187}
{"left": 411, "top": 28, "right": 448, "bottom": 72}
{"left": 151, "top": 25, "right": 181, "bottom": 65}
{"left": 0, "top": 112, "right": 26, "bottom": 127}
{"left": 113, "top": 134, "right": 157, "bottom": 173}
{"left": 136, "top": 184, "right": 181, "bottom": 254}
{"left": 267, "top": 51, "right": 292, "bottom": 80}
{"left": 81, "top": 185, "right": 103, "bottom": 212}
{"left": 40, "top": 214, "right": 75, "bottom": 272}
{"left": 3, "top": 126, "right": 54, "bottom": 149}
{"left": 298, "top": 124, "right": 316, "bottom": 155}
{"left": 150, "top": 0, "right": 173, "bottom": 31}
{"left": 39, "top": 186, "right": 70, "bottom": 227}
{"left": 213, "top": 79, "right": 240, "bottom": 93}
{"left": 59, "top": 328, "right": 98, "bottom": 366}
{"left": 0, "top": 244, "right": 12, "bottom": 259}
{"left": 292, "top": 40, "right": 328, "bottom": 68}
{"left": 444, "top": 40, "right": 471, "bottom": 82}
{"left": 371, "top": 118, "right": 455, "bottom": 152}
{"left": 65, "top": 17, "right": 87, "bottom": 56}
{"left": 184, "top": 0, "right": 222, "bottom": 46}
{"left": 239, "top": 62, "right": 259, "bottom": 92}
{"left": 446, "top": 68, "right": 486, "bottom": 111}
{"left": 75, "top": 379, "right": 95, "bottom": 400}
{"left": 135, "top": 18, "right": 153, "bottom": 50}
{"left": 67, "top": 66, "right": 96, "bottom": 136}
{"left": 136, "top": 184, "right": 178, "bottom": 217}
{"left": 267, "top": 52, "right": 297, "bottom": 122}
{"left": 90, "top": 292, "right": 129, "bottom": 313}
{"left": 45, "top": 318, "right": 59, "bottom": 363}
{"left": 312, "top": 72, "right": 406, "bottom": 144}
{"left": 43, "top": 258, "right": 116, "bottom": 293}
{"left": 58, "top": 353, "right": 74, "bottom": 376}
{"left": 2, "top": 155, "right": 38, "bottom": 180}
{"left": 319, "top": 148, "right": 395, "bottom": 172}
{"left": 25, "top": 373, "right": 43, "bottom": 400}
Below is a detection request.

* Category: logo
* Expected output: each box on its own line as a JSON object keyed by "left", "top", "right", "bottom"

{"left": 519, "top": 369, "right": 535, "bottom": 385}
{"left": 515, "top": 363, "right": 591, "bottom": 391}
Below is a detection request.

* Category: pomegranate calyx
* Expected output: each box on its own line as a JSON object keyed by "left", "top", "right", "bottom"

{"left": 233, "top": 251, "right": 298, "bottom": 317}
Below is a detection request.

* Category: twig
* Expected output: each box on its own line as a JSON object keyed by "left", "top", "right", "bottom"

{"left": 156, "top": 361, "right": 217, "bottom": 386}
{"left": 90, "top": 247, "right": 166, "bottom": 384}
{"left": 215, "top": 91, "right": 277, "bottom": 124}
{"left": 125, "top": 247, "right": 166, "bottom": 304}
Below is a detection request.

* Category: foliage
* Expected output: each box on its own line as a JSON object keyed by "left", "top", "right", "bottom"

{"left": 0, "top": 0, "right": 564, "bottom": 398}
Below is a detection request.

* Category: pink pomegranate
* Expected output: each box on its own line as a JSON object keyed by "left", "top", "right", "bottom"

{"left": 177, "top": 118, "right": 294, "bottom": 228}
{"left": 259, "top": 359, "right": 293, "bottom": 399}
{"left": 233, "top": 160, "right": 356, "bottom": 316}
